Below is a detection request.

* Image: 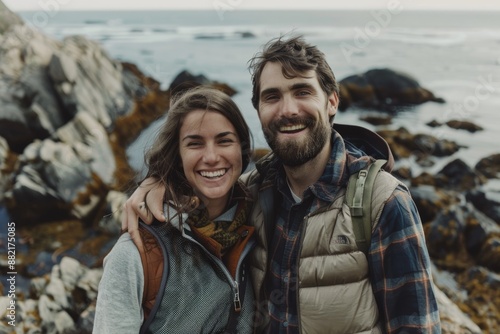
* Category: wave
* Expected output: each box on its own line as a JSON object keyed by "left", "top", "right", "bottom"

{"left": 40, "top": 21, "right": 500, "bottom": 46}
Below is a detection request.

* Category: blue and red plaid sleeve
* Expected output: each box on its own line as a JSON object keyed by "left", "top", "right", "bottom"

{"left": 369, "top": 185, "right": 441, "bottom": 333}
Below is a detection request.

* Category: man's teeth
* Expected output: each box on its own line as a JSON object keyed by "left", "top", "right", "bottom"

{"left": 200, "top": 169, "right": 226, "bottom": 178}
{"left": 280, "top": 124, "right": 306, "bottom": 132}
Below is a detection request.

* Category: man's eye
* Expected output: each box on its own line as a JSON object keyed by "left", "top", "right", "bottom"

{"left": 297, "top": 90, "right": 311, "bottom": 96}
{"left": 264, "top": 95, "right": 279, "bottom": 102}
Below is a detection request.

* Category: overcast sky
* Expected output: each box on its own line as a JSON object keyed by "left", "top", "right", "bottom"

{"left": 4, "top": 0, "right": 500, "bottom": 11}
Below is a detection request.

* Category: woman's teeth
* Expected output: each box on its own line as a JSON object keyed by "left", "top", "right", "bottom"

{"left": 200, "top": 169, "right": 226, "bottom": 178}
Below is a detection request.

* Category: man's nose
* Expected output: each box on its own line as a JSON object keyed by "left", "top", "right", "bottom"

{"left": 280, "top": 95, "right": 299, "bottom": 117}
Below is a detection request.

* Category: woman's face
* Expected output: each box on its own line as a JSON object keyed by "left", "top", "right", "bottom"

{"left": 179, "top": 109, "right": 242, "bottom": 212}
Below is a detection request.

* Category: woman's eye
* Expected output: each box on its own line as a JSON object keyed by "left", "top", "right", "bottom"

{"left": 219, "top": 139, "right": 234, "bottom": 144}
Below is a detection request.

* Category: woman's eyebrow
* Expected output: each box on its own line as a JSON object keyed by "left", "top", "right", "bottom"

{"left": 216, "top": 131, "right": 237, "bottom": 139}
{"left": 182, "top": 131, "right": 237, "bottom": 142}
{"left": 181, "top": 134, "right": 202, "bottom": 142}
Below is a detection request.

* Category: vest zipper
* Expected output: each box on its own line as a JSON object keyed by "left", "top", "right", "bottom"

{"left": 182, "top": 229, "right": 255, "bottom": 312}
{"left": 233, "top": 281, "right": 241, "bottom": 311}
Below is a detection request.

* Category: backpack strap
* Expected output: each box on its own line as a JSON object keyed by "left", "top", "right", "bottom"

{"left": 346, "top": 159, "right": 387, "bottom": 255}
{"left": 136, "top": 222, "right": 169, "bottom": 334}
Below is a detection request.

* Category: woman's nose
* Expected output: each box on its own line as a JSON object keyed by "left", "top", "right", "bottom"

{"left": 202, "top": 144, "right": 220, "bottom": 163}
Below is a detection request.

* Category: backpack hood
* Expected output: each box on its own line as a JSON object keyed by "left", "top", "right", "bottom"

{"left": 333, "top": 123, "right": 394, "bottom": 172}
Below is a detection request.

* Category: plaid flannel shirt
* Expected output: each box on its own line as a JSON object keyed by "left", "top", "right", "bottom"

{"left": 264, "top": 131, "right": 440, "bottom": 334}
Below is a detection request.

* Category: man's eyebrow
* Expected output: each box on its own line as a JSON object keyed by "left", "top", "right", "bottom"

{"left": 260, "top": 82, "right": 316, "bottom": 98}
{"left": 290, "top": 82, "right": 315, "bottom": 91}
{"left": 260, "top": 87, "right": 280, "bottom": 98}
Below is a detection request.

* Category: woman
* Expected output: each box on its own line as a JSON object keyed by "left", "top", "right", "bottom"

{"left": 93, "top": 87, "right": 255, "bottom": 334}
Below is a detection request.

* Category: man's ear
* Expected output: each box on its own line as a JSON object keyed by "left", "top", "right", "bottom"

{"left": 327, "top": 92, "right": 339, "bottom": 117}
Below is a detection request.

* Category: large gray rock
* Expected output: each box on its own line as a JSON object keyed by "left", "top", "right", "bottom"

{"left": 0, "top": 29, "right": 138, "bottom": 154}
{"left": 0, "top": 0, "right": 23, "bottom": 34}
{"left": 0, "top": 136, "right": 10, "bottom": 202}
{"left": 0, "top": 1, "right": 155, "bottom": 225}
{"left": 435, "top": 286, "right": 482, "bottom": 334}
{"left": 466, "top": 189, "right": 500, "bottom": 223}
{"left": 48, "top": 36, "right": 135, "bottom": 127}
{"left": 7, "top": 138, "right": 95, "bottom": 222}
{"left": 55, "top": 110, "right": 116, "bottom": 185}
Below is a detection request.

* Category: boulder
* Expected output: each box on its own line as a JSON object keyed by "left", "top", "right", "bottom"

{"left": 0, "top": 136, "right": 13, "bottom": 200}
{"left": 446, "top": 120, "right": 483, "bottom": 133}
{"left": 456, "top": 266, "right": 500, "bottom": 332}
{"left": 466, "top": 189, "right": 500, "bottom": 224}
{"left": 359, "top": 114, "right": 393, "bottom": 126}
{"left": 464, "top": 206, "right": 500, "bottom": 257}
{"left": 5, "top": 138, "right": 103, "bottom": 224}
{"left": 169, "top": 69, "right": 237, "bottom": 96}
{"left": 339, "top": 68, "right": 445, "bottom": 111}
{"left": 0, "top": 5, "right": 168, "bottom": 226}
{"left": 377, "top": 127, "right": 462, "bottom": 161}
{"left": 410, "top": 185, "right": 458, "bottom": 223}
{"left": 434, "top": 286, "right": 482, "bottom": 334}
{"left": 0, "top": 1, "right": 23, "bottom": 33}
{"left": 437, "top": 159, "right": 484, "bottom": 191}
{"left": 475, "top": 153, "right": 500, "bottom": 179}
{"left": 426, "top": 206, "right": 471, "bottom": 268}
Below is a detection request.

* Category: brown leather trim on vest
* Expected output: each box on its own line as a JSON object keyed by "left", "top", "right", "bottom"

{"left": 190, "top": 226, "right": 225, "bottom": 258}
{"left": 223, "top": 226, "right": 255, "bottom": 278}
{"left": 190, "top": 225, "right": 255, "bottom": 278}
{"left": 137, "top": 225, "right": 164, "bottom": 320}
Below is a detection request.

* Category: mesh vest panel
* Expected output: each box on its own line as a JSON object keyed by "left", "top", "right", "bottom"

{"left": 146, "top": 223, "right": 254, "bottom": 334}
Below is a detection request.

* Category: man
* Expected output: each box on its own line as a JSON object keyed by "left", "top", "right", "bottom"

{"left": 123, "top": 35, "right": 440, "bottom": 333}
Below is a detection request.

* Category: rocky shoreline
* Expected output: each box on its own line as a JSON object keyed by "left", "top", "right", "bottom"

{"left": 1, "top": 2, "right": 499, "bottom": 333}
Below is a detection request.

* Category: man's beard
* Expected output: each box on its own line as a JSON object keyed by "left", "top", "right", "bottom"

{"left": 263, "top": 116, "right": 331, "bottom": 167}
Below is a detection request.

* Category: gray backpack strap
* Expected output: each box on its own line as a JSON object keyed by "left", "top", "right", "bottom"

{"left": 346, "top": 159, "right": 387, "bottom": 255}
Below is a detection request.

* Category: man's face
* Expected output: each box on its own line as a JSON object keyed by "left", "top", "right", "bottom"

{"left": 257, "top": 62, "right": 338, "bottom": 167}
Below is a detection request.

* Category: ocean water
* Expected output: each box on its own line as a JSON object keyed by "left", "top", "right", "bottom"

{"left": 16, "top": 9, "right": 500, "bottom": 177}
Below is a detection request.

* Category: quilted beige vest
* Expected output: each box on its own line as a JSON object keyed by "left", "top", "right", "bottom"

{"left": 246, "top": 171, "right": 400, "bottom": 334}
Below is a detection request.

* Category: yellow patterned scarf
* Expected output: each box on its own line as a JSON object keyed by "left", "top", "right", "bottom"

{"left": 185, "top": 185, "right": 251, "bottom": 252}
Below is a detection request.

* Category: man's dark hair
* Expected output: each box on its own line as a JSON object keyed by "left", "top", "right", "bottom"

{"left": 248, "top": 34, "right": 340, "bottom": 110}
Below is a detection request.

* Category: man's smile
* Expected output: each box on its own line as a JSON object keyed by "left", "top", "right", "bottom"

{"left": 279, "top": 124, "right": 307, "bottom": 133}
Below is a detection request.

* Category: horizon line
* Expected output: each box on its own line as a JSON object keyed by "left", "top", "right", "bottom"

{"left": 11, "top": 7, "right": 500, "bottom": 12}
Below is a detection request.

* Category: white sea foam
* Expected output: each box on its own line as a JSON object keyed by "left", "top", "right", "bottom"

{"left": 17, "top": 9, "right": 500, "bottom": 172}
